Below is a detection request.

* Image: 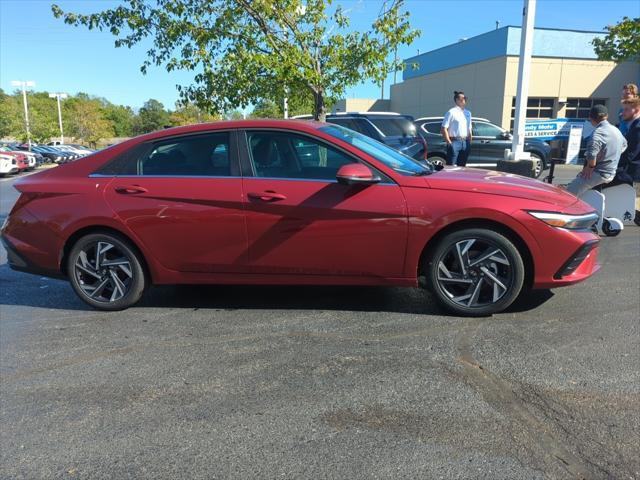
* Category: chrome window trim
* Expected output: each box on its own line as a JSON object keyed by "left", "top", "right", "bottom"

{"left": 88, "top": 173, "right": 243, "bottom": 179}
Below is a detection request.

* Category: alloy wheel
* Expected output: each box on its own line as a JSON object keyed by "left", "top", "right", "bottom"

{"left": 74, "top": 241, "right": 134, "bottom": 303}
{"left": 436, "top": 238, "right": 513, "bottom": 309}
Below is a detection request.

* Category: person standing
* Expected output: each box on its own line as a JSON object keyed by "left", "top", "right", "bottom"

{"left": 615, "top": 98, "right": 640, "bottom": 184}
{"left": 566, "top": 104, "right": 627, "bottom": 198}
{"left": 441, "top": 91, "right": 472, "bottom": 166}
{"left": 618, "top": 83, "right": 638, "bottom": 135}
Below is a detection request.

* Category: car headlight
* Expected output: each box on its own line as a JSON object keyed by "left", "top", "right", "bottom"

{"left": 528, "top": 211, "right": 598, "bottom": 230}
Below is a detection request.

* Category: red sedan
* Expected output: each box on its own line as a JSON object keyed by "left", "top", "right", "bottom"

{"left": 1, "top": 120, "right": 600, "bottom": 316}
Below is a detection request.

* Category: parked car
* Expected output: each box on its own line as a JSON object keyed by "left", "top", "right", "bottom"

{"left": 415, "top": 117, "right": 551, "bottom": 178}
{"left": 15, "top": 145, "right": 63, "bottom": 163}
{"left": 2, "top": 120, "right": 600, "bottom": 316}
{"left": 50, "top": 144, "right": 94, "bottom": 157}
{"left": 0, "top": 154, "right": 19, "bottom": 176}
{"left": 294, "top": 112, "right": 427, "bottom": 160}
{"left": 31, "top": 145, "right": 76, "bottom": 163}
{"left": 2, "top": 149, "right": 29, "bottom": 171}
{"left": 0, "top": 146, "right": 40, "bottom": 168}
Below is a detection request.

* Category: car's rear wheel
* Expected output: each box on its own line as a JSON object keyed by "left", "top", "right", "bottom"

{"left": 67, "top": 233, "right": 146, "bottom": 311}
{"left": 427, "top": 228, "right": 525, "bottom": 316}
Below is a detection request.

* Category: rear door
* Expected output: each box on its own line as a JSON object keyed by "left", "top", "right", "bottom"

{"left": 101, "top": 131, "right": 248, "bottom": 273}
{"left": 239, "top": 129, "right": 408, "bottom": 278}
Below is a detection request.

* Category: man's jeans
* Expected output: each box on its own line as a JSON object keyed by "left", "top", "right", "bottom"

{"left": 446, "top": 139, "right": 470, "bottom": 166}
{"left": 566, "top": 172, "right": 613, "bottom": 198}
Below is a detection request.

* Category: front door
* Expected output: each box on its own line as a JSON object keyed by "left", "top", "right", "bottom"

{"left": 471, "top": 121, "right": 510, "bottom": 167}
{"left": 103, "top": 131, "right": 248, "bottom": 273}
{"left": 240, "top": 130, "right": 408, "bottom": 278}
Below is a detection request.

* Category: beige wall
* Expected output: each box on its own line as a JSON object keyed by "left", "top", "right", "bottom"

{"left": 390, "top": 56, "right": 508, "bottom": 125}
{"left": 332, "top": 98, "right": 391, "bottom": 113}
{"left": 500, "top": 58, "right": 638, "bottom": 127}
{"left": 390, "top": 56, "right": 639, "bottom": 129}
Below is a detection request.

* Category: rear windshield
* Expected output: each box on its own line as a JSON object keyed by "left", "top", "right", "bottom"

{"left": 367, "top": 117, "right": 417, "bottom": 137}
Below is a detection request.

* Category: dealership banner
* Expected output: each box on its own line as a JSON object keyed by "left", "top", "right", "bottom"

{"left": 524, "top": 118, "right": 592, "bottom": 141}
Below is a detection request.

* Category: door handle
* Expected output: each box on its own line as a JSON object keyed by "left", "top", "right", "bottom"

{"left": 115, "top": 185, "right": 148, "bottom": 194}
{"left": 480, "top": 140, "right": 491, "bottom": 144}
{"left": 247, "top": 191, "right": 287, "bottom": 202}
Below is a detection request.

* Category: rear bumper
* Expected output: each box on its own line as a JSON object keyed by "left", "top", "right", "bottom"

{"left": 1, "top": 234, "right": 64, "bottom": 279}
{"left": 1, "top": 207, "right": 65, "bottom": 279}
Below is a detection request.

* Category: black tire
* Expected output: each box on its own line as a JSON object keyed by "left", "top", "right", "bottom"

{"left": 67, "top": 232, "right": 146, "bottom": 311}
{"left": 427, "top": 228, "right": 525, "bottom": 316}
{"left": 602, "top": 219, "right": 621, "bottom": 237}
{"left": 530, "top": 153, "right": 545, "bottom": 179}
{"left": 429, "top": 154, "right": 446, "bottom": 168}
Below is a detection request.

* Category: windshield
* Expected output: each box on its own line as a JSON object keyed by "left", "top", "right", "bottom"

{"left": 367, "top": 117, "right": 417, "bottom": 137}
{"left": 320, "top": 124, "right": 432, "bottom": 176}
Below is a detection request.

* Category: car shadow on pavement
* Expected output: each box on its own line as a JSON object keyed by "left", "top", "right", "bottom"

{"left": 0, "top": 264, "right": 555, "bottom": 316}
{"left": 138, "top": 284, "right": 446, "bottom": 315}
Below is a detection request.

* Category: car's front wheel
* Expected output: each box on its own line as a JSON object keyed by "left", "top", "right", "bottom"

{"left": 67, "top": 232, "right": 146, "bottom": 311}
{"left": 530, "top": 153, "right": 545, "bottom": 179}
{"left": 427, "top": 228, "right": 525, "bottom": 316}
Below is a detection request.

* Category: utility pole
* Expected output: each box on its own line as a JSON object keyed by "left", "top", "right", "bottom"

{"left": 11, "top": 80, "right": 35, "bottom": 150}
{"left": 510, "top": 0, "right": 536, "bottom": 161}
{"left": 49, "top": 92, "right": 68, "bottom": 144}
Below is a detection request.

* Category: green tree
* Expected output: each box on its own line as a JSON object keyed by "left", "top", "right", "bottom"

{"left": 169, "top": 102, "right": 220, "bottom": 126}
{"left": 593, "top": 17, "right": 639, "bottom": 63}
{"left": 249, "top": 89, "right": 317, "bottom": 119}
{"left": 103, "top": 104, "right": 135, "bottom": 136}
{"left": 249, "top": 99, "right": 281, "bottom": 119}
{"left": 26, "top": 92, "right": 60, "bottom": 143}
{"left": 224, "top": 110, "right": 245, "bottom": 121}
{"left": 0, "top": 89, "right": 23, "bottom": 139}
{"left": 66, "top": 98, "right": 114, "bottom": 147}
{"left": 52, "top": 0, "right": 419, "bottom": 121}
{"left": 133, "top": 99, "right": 170, "bottom": 134}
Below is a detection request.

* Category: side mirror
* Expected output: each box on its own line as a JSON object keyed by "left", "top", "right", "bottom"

{"left": 336, "top": 163, "right": 381, "bottom": 185}
{"left": 500, "top": 131, "right": 512, "bottom": 140}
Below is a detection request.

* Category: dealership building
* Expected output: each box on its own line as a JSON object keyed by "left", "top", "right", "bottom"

{"left": 337, "top": 26, "right": 639, "bottom": 129}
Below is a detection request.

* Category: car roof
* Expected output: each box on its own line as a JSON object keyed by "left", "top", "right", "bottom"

{"left": 124, "top": 119, "right": 329, "bottom": 144}
{"left": 415, "top": 116, "right": 491, "bottom": 123}
{"left": 293, "top": 112, "right": 410, "bottom": 119}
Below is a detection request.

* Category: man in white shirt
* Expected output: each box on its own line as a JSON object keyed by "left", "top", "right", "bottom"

{"left": 441, "top": 91, "right": 472, "bottom": 166}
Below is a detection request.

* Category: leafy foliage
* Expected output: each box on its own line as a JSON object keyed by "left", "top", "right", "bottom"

{"left": 52, "top": 0, "right": 419, "bottom": 121}
{"left": 132, "top": 99, "right": 171, "bottom": 135}
{"left": 0, "top": 90, "right": 216, "bottom": 146}
{"left": 592, "top": 17, "right": 639, "bottom": 63}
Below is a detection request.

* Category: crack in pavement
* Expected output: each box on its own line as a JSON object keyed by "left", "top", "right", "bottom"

{"left": 455, "top": 322, "right": 606, "bottom": 480}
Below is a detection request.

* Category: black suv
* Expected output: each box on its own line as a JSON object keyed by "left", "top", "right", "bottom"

{"left": 294, "top": 112, "right": 426, "bottom": 160}
{"left": 415, "top": 117, "right": 551, "bottom": 178}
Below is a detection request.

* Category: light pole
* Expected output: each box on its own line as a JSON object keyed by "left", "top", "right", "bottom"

{"left": 49, "top": 92, "right": 68, "bottom": 144}
{"left": 510, "top": 0, "right": 536, "bottom": 161}
{"left": 11, "top": 80, "right": 35, "bottom": 149}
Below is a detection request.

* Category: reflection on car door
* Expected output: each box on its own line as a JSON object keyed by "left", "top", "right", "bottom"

{"left": 102, "top": 131, "right": 248, "bottom": 273}
{"left": 471, "top": 121, "right": 509, "bottom": 167}
{"left": 240, "top": 129, "right": 408, "bottom": 279}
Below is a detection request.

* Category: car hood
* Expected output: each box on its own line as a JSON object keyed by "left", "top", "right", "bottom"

{"left": 426, "top": 167, "right": 579, "bottom": 208}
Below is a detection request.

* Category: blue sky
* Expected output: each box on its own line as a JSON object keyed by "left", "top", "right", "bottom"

{"left": 1, "top": 0, "right": 638, "bottom": 111}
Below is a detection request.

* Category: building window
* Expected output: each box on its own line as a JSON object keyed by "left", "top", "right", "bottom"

{"left": 565, "top": 98, "right": 606, "bottom": 119}
{"left": 510, "top": 97, "right": 554, "bottom": 129}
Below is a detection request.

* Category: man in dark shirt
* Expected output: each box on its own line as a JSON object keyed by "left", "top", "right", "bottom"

{"left": 613, "top": 98, "right": 640, "bottom": 223}
{"left": 615, "top": 98, "right": 640, "bottom": 184}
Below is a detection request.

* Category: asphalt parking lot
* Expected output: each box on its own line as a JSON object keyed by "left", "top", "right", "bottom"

{"left": 1, "top": 170, "right": 639, "bottom": 479}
